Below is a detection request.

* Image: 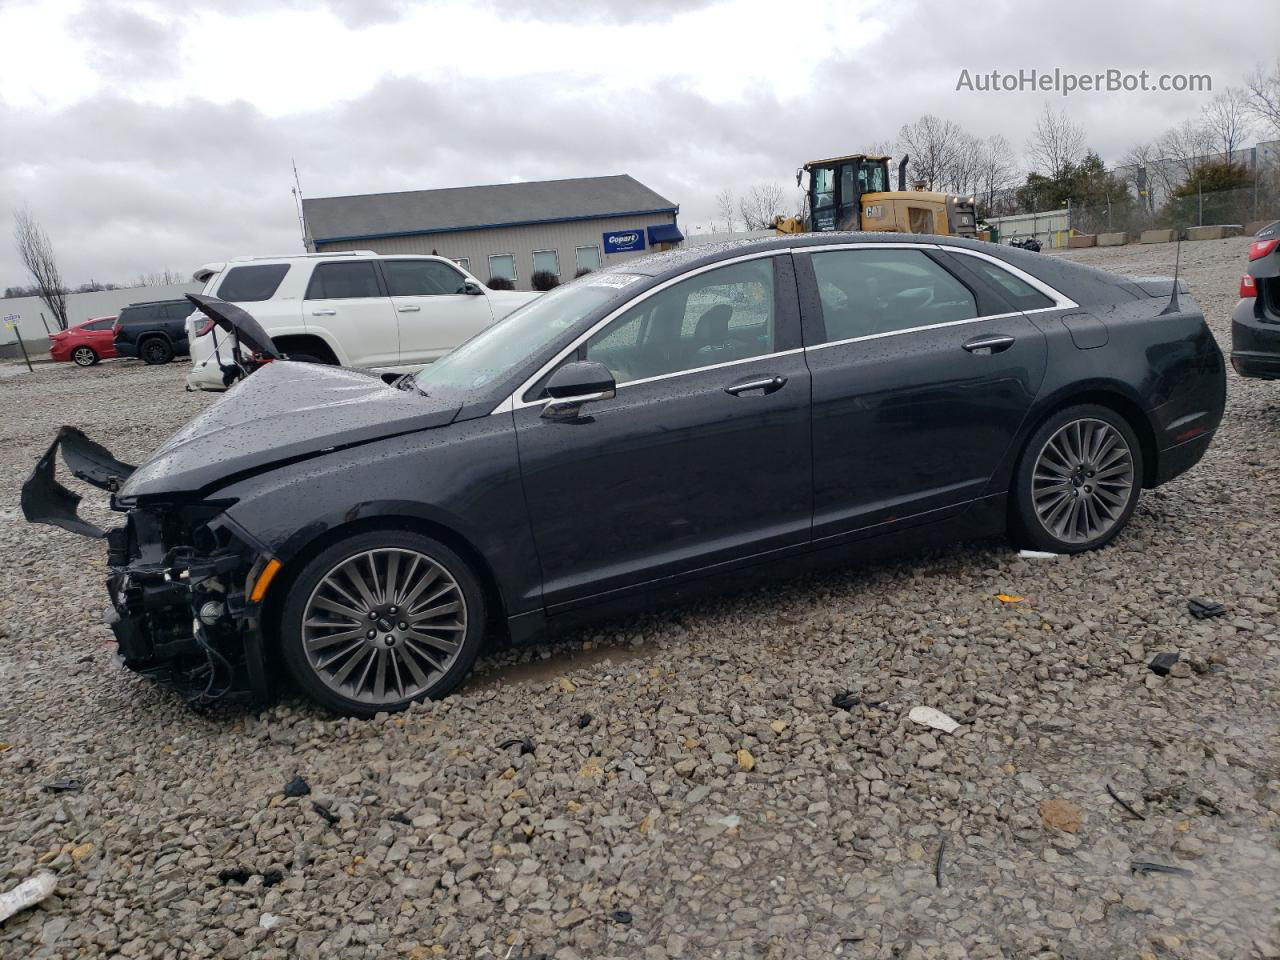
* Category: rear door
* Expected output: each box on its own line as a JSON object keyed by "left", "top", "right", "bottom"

{"left": 303, "top": 261, "right": 398, "bottom": 368}
{"left": 797, "top": 243, "right": 1048, "bottom": 541}
{"left": 380, "top": 259, "right": 496, "bottom": 366}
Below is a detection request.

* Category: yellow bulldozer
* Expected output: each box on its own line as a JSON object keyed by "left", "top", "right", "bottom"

{"left": 774, "top": 154, "right": 978, "bottom": 238}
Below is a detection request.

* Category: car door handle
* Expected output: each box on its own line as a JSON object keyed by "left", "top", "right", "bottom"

{"left": 397, "top": 305, "right": 421, "bottom": 312}
{"left": 963, "top": 335, "right": 1015, "bottom": 355}
{"left": 311, "top": 309, "right": 336, "bottom": 316}
{"left": 725, "top": 375, "right": 787, "bottom": 396}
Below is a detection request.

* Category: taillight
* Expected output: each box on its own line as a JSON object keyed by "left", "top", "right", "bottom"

{"left": 196, "top": 316, "right": 217, "bottom": 337}
{"left": 111, "top": 322, "right": 121, "bottom": 337}
{"left": 1240, "top": 274, "right": 1257, "bottom": 298}
{"left": 1248, "top": 237, "right": 1278, "bottom": 261}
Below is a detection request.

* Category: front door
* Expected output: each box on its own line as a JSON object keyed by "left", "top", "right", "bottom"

{"left": 303, "top": 260, "right": 399, "bottom": 368}
{"left": 799, "top": 245, "right": 1048, "bottom": 541}
{"left": 380, "top": 259, "right": 496, "bottom": 366}
{"left": 513, "top": 255, "right": 812, "bottom": 609}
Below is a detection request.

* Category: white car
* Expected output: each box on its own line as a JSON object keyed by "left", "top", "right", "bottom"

{"left": 185, "top": 251, "right": 539, "bottom": 391}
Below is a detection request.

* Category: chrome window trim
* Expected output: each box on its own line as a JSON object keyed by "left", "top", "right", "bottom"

{"left": 487, "top": 241, "right": 1080, "bottom": 414}
{"left": 496, "top": 248, "right": 787, "bottom": 413}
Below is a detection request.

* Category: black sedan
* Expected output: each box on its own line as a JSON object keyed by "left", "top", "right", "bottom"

{"left": 24, "top": 234, "right": 1226, "bottom": 716}
{"left": 1231, "top": 220, "right": 1280, "bottom": 380}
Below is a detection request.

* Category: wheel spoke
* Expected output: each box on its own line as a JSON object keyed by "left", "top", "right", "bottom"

{"left": 302, "top": 547, "right": 468, "bottom": 707}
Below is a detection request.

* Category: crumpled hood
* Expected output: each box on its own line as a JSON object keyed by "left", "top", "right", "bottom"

{"left": 120, "top": 362, "right": 461, "bottom": 498}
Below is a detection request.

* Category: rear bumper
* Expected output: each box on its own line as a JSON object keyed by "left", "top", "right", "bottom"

{"left": 1154, "top": 432, "right": 1215, "bottom": 485}
{"left": 1231, "top": 299, "right": 1280, "bottom": 379}
{"left": 49, "top": 341, "right": 73, "bottom": 362}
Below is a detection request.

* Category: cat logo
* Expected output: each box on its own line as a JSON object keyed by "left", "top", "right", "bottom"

{"left": 863, "top": 204, "right": 884, "bottom": 220}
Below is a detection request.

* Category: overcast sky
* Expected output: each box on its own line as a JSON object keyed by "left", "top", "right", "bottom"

{"left": 0, "top": 0, "right": 1274, "bottom": 287}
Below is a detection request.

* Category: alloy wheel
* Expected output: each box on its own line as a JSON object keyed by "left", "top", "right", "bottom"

{"left": 73, "top": 347, "right": 96, "bottom": 366}
{"left": 1031, "top": 418, "right": 1134, "bottom": 544}
{"left": 300, "top": 547, "right": 468, "bottom": 706}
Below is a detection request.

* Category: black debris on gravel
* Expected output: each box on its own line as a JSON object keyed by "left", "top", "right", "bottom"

{"left": 282, "top": 775, "right": 310, "bottom": 798}
{"left": 1148, "top": 652, "right": 1180, "bottom": 676}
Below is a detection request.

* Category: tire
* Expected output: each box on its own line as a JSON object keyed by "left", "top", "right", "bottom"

{"left": 139, "top": 337, "right": 174, "bottom": 365}
{"left": 279, "top": 530, "right": 487, "bottom": 717}
{"left": 72, "top": 346, "right": 98, "bottom": 367}
{"left": 1011, "top": 404, "right": 1144, "bottom": 554}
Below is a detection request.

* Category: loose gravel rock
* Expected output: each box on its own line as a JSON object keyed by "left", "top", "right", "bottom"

{"left": 1, "top": 237, "right": 1278, "bottom": 959}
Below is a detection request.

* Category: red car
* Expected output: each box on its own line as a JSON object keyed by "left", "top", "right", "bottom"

{"left": 49, "top": 316, "right": 118, "bottom": 367}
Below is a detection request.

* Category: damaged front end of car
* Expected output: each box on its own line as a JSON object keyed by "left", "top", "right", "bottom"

{"left": 22, "top": 426, "right": 272, "bottom": 705}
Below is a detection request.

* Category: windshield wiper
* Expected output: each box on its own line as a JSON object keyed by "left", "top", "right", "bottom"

{"left": 392, "top": 373, "right": 429, "bottom": 397}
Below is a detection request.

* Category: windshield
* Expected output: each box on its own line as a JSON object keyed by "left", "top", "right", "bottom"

{"left": 413, "top": 279, "right": 631, "bottom": 395}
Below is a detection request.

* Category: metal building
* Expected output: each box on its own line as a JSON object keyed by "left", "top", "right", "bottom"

{"left": 303, "top": 175, "right": 683, "bottom": 290}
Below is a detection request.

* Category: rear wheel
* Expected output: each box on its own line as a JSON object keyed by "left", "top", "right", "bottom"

{"left": 1011, "top": 404, "right": 1143, "bottom": 553}
{"left": 72, "top": 346, "right": 98, "bottom": 367}
{"left": 279, "top": 530, "right": 487, "bottom": 716}
{"left": 139, "top": 337, "right": 174, "bottom": 365}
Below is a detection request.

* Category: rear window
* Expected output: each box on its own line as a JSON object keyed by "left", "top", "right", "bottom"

{"left": 118, "top": 304, "right": 161, "bottom": 325}
{"left": 216, "top": 263, "right": 291, "bottom": 302}
{"left": 305, "top": 262, "right": 381, "bottom": 300}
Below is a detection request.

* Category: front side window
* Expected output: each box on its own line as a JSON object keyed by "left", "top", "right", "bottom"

{"left": 584, "top": 258, "right": 776, "bottom": 385}
{"left": 305, "top": 261, "right": 381, "bottom": 300}
{"left": 810, "top": 248, "right": 977, "bottom": 343}
{"left": 383, "top": 260, "right": 467, "bottom": 296}
{"left": 488, "top": 254, "right": 516, "bottom": 282}
{"left": 532, "top": 250, "right": 560, "bottom": 277}
{"left": 574, "top": 246, "right": 602, "bottom": 273}
{"left": 216, "top": 263, "right": 290, "bottom": 302}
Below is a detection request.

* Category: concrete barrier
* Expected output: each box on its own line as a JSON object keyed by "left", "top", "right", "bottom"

{"left": 1245, "top": 219, "right": 1274, "bottom": 236}
{"left": 1097, "top": 232, "right": 1129, "bottom": 246}
{"left": 1140, "top": 229, "right": 1178, "bottom": 244}
{"left": 1067, "top": 234, "right": 1097, "bottom": 248}
{"left": 1186, "top": 225, "right": 1244, "bottom": 241}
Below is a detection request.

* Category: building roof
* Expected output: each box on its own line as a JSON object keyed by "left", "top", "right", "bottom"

{"left": 304, "top": 174, "right": 678, "bottom": 243}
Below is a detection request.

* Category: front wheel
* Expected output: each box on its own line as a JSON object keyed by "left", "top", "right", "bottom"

{"left": 1011, "top": 404, "right": 1143, "bottom": 554}
{"left": 279, "top": 530, "right": 487, "bottom": 716}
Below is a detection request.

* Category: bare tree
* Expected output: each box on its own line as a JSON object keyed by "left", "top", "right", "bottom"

{"left": 974, "top": 134, "right": 1018, "bottom": 215}
{"left": 1244, "top": 58, "right": 1280, "bottom": 136}
{"left": 897, "top": 114, "right": 965, "bottom": 190}
{"left": 737, "top": 183, "right": 787, "bottom": 230}
{"left": 1202, "top": 88, "right": 1253, "bottom": 159}
{"left": 715, "top": 187, "right": 737, "bottom": 232}
{"left": 1025, "top": 105, "right": 1086, "bottom": 180}
{"left": 1121, "top": 141, "right": 1160, "bottom": 214}
{"left": 13, "top": 207, "right": 69, "bottom": 330}
{"left": 1158, "top": 117, "right": 1215, "bottom": 184}
{"left": 137, "top": 269, "right": 181, "bottom": 287}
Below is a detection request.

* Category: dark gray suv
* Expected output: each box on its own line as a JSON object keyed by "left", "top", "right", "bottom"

{"left": 112, "top": 299, "right": 194, "bottom": 365}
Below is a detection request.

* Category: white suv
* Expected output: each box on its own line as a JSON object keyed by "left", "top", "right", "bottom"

{"left": 185, "top": 251, "right": 539, "bottom": 391}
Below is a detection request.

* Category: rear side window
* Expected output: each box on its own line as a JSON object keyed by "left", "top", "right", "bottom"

{"left": 810, "top": 248, "right": 977, "bottom": 343}
{"left": 84, "top": 319, "right": 114, "bottom": 331}
{"left": 383, "top": 260, "right": 468, "bottom": 296}
{"left": 961, "top": 256, "right": 1055, "bottom": 310}
{"left": 217, "top": 263, "right": 290, "bottom": 302}
{"left": 119, "top": 304, "right": 161, "bottom": 325}
{"left": 305, "top": 262, "right": 381, "bottom": 300}
{"left": 165, "top": 302, "right": 192, "bottom": 322}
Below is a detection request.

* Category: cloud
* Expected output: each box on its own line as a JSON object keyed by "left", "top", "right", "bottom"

{"left": 0, "top": 0, "right": 1269, "bottom": 288}
{"left": 72, "top": 4, "right": 180, "bottom": 83}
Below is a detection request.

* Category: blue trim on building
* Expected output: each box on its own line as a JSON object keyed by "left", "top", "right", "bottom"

{"left": 314, "top": 207, "right": 679, "bottom": 245}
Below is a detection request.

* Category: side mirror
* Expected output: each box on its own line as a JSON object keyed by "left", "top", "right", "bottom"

{"left": 463, "top": 280, "right": 484, "bottom": 296}
{"left": 541, "top": 360, "right": 616, "bottom": 420}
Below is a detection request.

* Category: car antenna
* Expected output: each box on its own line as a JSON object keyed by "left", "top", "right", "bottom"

{"left": 1159, "top": 236, "right": 1182, "bottom": 316}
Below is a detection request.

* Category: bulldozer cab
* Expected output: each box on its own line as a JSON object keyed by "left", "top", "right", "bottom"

{"left": 805, "top": 155, "right": 891, "bottom": 232}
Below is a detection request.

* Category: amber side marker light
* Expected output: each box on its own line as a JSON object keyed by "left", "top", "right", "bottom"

{"left": 250, "top": 558, "right": 282, "bottom": 603}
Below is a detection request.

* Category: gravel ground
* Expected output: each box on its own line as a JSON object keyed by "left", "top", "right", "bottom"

{"left": 1, "top": 237, "right": 1278, "bottom": 960}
